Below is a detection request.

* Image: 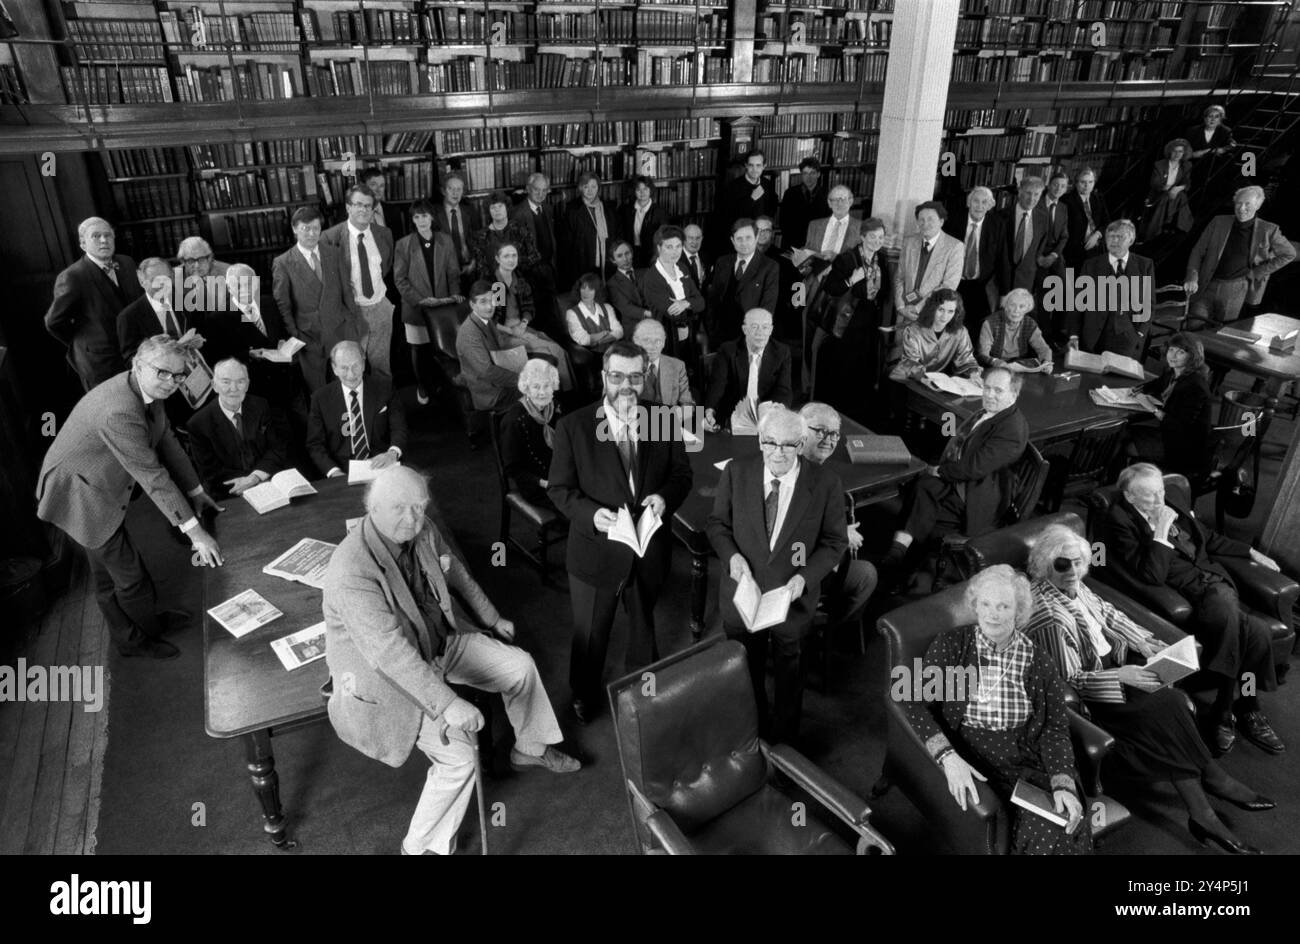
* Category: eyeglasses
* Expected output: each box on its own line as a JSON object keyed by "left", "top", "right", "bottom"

{"left": 147, "top": 363, "right": 190, "bottom": 383}
{"left": 807, "top": 425, "right": 841, "bottom": 442}
{"left": 349, "top": 202, "right": 375, "bottom": 210}
{"left": 605, "top": 371, "right": 644, "bottom": 385}
{"left": 1052, "top": 557, "right": 1085, "bottom": 573}
{"left": 760, "top": 440, "right": 802, "bottom": 451}
{"left": 180, "top": 254, "right": 213, "bottom": 264}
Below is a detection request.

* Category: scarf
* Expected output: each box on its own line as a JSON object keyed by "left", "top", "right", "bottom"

{"left": 585, "top": 200, "right": 609, "bottom": 268}
{"left": 521, "top": 396, "right": 556, "bottom": 448}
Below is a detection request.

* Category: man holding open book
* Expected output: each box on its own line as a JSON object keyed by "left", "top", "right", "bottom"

{"left": 707, "top": 406, "right": 848, "bottom": 743}
{"left": 187, "top": 358, "right": 289, "bottom": 498}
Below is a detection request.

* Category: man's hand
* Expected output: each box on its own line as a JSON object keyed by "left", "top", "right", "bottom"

{"left": 492, "top": 618, "right": 516, "bottom": 643}
{"left": 191, "top": 491, "right": 223, "bottom": 517}
{"left": 327, "top": 467, "right": 344, "bottom": 479}
{"left": 667, "top": 300, "right": 691, "bottom": 316}
{"left": 1250, "top": 547, "right": 1281, "bottom": 572}
{"left": 846, "top": 521, "right": 863, "bottom": 552}
{"left": 442, "top": 697, "right": 484, "bottom": 733}
{"left": 702, "top": 408, "right": 719, "bottom": 432}
{"left": 785, "top": 574, "right": 806, "bottom": 599}
{"left": 593, "top": 508, "right": 619, "bottom": 533}
{"left": 848, "top": 267, "right": 866, "bottom": 286}
{"left": 729, "top": 553, "right": 752, "bottom": 583}
{"left": 420, "top": 296, "right": 438, "bottom": 306}
{"left": 248, "top": 348, "right": 270, "bottom": 360}
{"left": 940, "top": 752, "right": 986, "bottom": 810}
{"left": 641, "top": 494, "right": 666, "bottom": 517}
{"left": 371, "top": 450, "right": 399, "bottom": 470}
{"left": 1040, "top": 362, "right": 1054, "bottom": 375}
{"left": 1117, "top": 665, "right": 1162, "bottom": 692}
{"left": 1153, "top": 505, "right": 1178, "bottom": 542}
{"left": 224, "top": 475, "right": 260, "bottom": 496}
{"left": 926, "top": 464, "right": 941, "bottom": 477}
{"left": 190, "top": 527, "right": 223, "bottom": 567}
{"left": 1055, "top": 790, "right": 1084, "bottom": 835}
{"left": 1084, "top": 232, "right": 1102, "bottom": 250}
{"left": 1183, "top": 276, "right": 1199, "bottom": 296}
{"left": 1036, "top": 252, "right": 1057, "bottom": 268}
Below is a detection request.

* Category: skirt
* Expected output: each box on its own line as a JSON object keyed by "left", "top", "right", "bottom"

{"left": 1086, "top": 687, "right": 1209, "bottom": 779}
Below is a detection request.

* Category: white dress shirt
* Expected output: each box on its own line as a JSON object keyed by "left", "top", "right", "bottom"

{"left": 602, "top": 401, "right": 640, "bottom": 493}
{"left": 296, "top": 243, "right": 321, "bottom": 274}
{"left": 633, "top": 202, "right": 651, "bottom": 246}
{"left": 347, "top": 221, "right": 387, "bottom": 307}
{"left": 819, "top": 214, "right": 851, "bottom": 255}
{"left": 1109, "top": 253, "right": 1130, "bottom": 274}
{"left": 763, "top": 460, "right": 801, "bottom": 551}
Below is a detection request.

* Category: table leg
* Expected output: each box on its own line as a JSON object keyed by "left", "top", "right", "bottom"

{"left": 244, "top": 729, "right": 295, "bottom": 849}
{"left": 689, "top": 550, "right": 708, "bottom": 640}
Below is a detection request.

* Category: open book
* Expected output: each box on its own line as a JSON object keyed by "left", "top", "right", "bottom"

{"left": 730, "top": 397, "right": 759, "bottom": 436}
{"left": 733, "top": 573, "right": 793, "bottom": 633}
{"left": 270, "top": 622, "right": 327, "bottom": 671}
{"left": 489, "top": 346, "right": 528, "bottom": 372}
{"left": 348, "top": 458, "right": 399, "bottom": 485}
{"left": 263, "top": 538, "right": 337, "bottom": 590}
{"left": 1011, "top": 779, "right": 1071, "bottom": 828}
{"left": 923, "top": 372, "right": 983, "bottom": 397}
{"left": 1064, "top": 348, "right": 1145, "bottom": 381}
{"left": 607, "top": 505, "right": 661, "bottom": 557}
{"left": 241, "top": 468, "right": 318, "bottom": 514}
{"left": 1089, "top": 386, "right": 1161, "bottom": 414}
{"left": 207, "top": 589, "right": 283, "bottom": 638}
{"left": 259, "top": 337, "right": 307, "bottom": 363}
{"left": 1144, "top": 635, "right": 1199, "bottom": 688}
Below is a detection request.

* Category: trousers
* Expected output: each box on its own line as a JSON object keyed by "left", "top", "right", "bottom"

{"left": 82, "top": 522, "right": 163, "bottom": 650}
{"left": 568, "top": 574, "right": 659, "bottom": 710}
{"left": 358, "top": 297, "right": 396, "bottom": 378}
{"left": 1189, "top": 277, "right": 1250, "bottom": 325}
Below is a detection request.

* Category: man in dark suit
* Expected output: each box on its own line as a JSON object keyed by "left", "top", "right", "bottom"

{"left": 946, "top": 186, "right": 1008, "bottom": 341}
{"left": 306, "top": 340, "right": 407, "bottom": 479}
{"left": 678, "top": 223, "right": 711, "bottom": 291}
{"left": 1062, "top": 166, "right": 1111, "bottom": 268}
{"left": 706, "top": 218, "right": 780, "bottom": 345}
{"left": 117, "top": 257, "right": 192, "bottom": 360}
{"left": 512, "top": 173, "right": 559, "bottom": 295}
{"left": 186, "top": 358, "right": 289, "bottom": 497}
{"left": 1001, "top": 177, "right": 1051, "bottom": 296}
{"left": 36, "top": 336, "right": 223, "bottom": 659}
{"left": 431, "top": 172, "right": 477, "bottom": 289}
{"left": 547, "top": 340, "right": 693, "bottom": 723}
{"left": 1104, "top": 463, "right": 1283, "bottom": 755}
{"left": 454, "top": 280, "right": 524, "bottom": 412}
{"left": 777, "top": 157, "right": 829, "bottom": 253}
{"left": 702, "top": 308, "right": 793, "bottom": 431}
{"left": 200, "top": 263, "right": 297, "bottom": 409}
{"left": 880, "top": 366, "right": 1029, "bottom": 579}
{"left": 319, "top": 184, "right": 396, "bottom": 377}
{"left": 45, "top": 216, "right": 144, "bottom": 392}
{"left": 560, "top": 172, "right": 615, "bottom": 290}
{"left": 617, "top": 175, "right": 668, "bottom": 269}
{"left": 1037, "top": 172, "right": 1072, "bottom": 340}
{"left": 719, "top": 150, "right": 778, "bottom": 234}
{"left": 1077, "top": 220, "right": 1155, "bottom": 359}
{"left": 708, "top": 405, "right": 848, "bottom": 742}
{"left": 272, "top": 205, "right": 352, "bottom": 394}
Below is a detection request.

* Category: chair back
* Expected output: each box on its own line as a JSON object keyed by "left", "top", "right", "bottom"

{"left": 877, "top": 583, "right": 974, "bottom": 670}
{"left": 608, "top": 639, "right": 767, "bottom": 842}
{"left": 963, "top": 512, "right": 1084, "bottom": 573}
{"left": 1005, "top": 441, "right": 1049, "bottom": 524}
{"left": 1064, "top": 418, "right": 1128, "bottom": 485}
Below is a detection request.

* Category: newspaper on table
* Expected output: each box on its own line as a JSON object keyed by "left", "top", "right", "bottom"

{"left": 262, "top": 538, "right": 337, "bottom": 590}
{"left": 208, "top": 589, "right": 283, "bottom": 638}
{"left": 270, "top": 621, "right": 327, "bottom": 671}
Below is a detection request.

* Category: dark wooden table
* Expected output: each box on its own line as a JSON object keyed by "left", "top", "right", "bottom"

{"left": 1193, "top": 313, "right": 1300, "bottom": 384}
{"left": 672, "top": 416, "right": 926, "bottom": 637}
{"left": 204, "top": 477, "right": 363, "bottom": 849}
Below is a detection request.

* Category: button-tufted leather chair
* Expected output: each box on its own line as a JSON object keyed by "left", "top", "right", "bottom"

{"left": 608, "top": 637, "right": 894, "bottom": 855}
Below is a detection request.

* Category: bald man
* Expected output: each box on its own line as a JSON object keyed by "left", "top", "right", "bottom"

{"left": 46, "top": 217, "right": 144, "bottom": 391}
{"left": 631, "top": 319, "right": 692, "bottom": 410}
{"left": 324, "top": 466, "right": 578, "bottom": 856}
{"left": 703, "top": 308, "right": 792, "bottom": 432}
{"left": 186, "top": 358, "right": 289, "bottom": 497}
{"left": 306, "top": 340, "right": 406, "bottom": 478}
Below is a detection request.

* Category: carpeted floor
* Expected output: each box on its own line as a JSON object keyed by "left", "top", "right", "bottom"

{"left": 93, "top": 382, "right": 1300, "bottom": 855}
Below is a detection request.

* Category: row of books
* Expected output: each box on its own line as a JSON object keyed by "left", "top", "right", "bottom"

{"left": 636, "top": 11, "right": 728, "bottom": 44}
{"left": 305, "top": 59, "right": 420, "bottom": 96}
{"left": 758, "top": 13, "right": 891, "bottom": 45}
{"left": 752, "top": 50, "right": 886, "bottom": 84}
{"left": 422, "top": 8, "right": 532, "bottom": 44}
{"left": 195, "top": 165, "right": 318, "bottom": 211}
{"left": 423, "top": 51, "right": 735, "bottom": 91}
{"left": 637, "top": 118, "right": 720, "bottom": 142}
{"left": 62, "top": 65, "right": 174, "bottom": 104}
{"left": 317, "top": 133, "right": 433, "bottom": 159}
{"left": 446, "top": 152, "right": 537, "bottom": 193}
{"left": 949, "top": 50, "right": 1170, "bottom": 83}
{"left": 944, "top": 131, "right": 1037, "bottom": 162}
{"left": 538, "top": 150, "right": 628, "bottom": 185}
{"left": 306, "top": 8, "right": 419, "bottom": 45}
{"left": 771, "top": 0, "right": 888, "bottom": 10}
{"left": 317, "top": 160, "right": 432, "bottom": 205}
{"left": 965, "top": 0, "right": 1180, "bottom": 14}
{"left": 758, "top": 136, "right": 820, "bottom": 169}
{"left": 116, "top": 219, "right": 195, "bottom": 260}
{"left": 160, "top": 9, "right": 300, "bottom": 52}
{"left": 635, "top": 144, "right": 717, "bottom": 180}
{"left": 188, "top": 140, "right": 313, "bottom": 170}
{"left": 105, "top": 147, "right": 188, "bottom": 180}
{"left": 65, "top": 17, "right": 166, "bottom": 61}
{"left": 827, "top": 167, "right": 874, "bottom": 196}
{"left": 214, "top": 207, "right": 291, "bottom": 250}
{"left": 173, "top": 62, "right": 301, "bottom": 102}
{"left": 830, "top": 135, "right": 879, "bottom": 164}
{"left": 655, "top": 179, "right": 717, "bottom": 219}
{"left": 112, "top": 178, "right": 191, "bottom": 219}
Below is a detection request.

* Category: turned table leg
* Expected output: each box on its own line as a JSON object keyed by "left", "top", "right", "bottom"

{"left": 244, "top": 729, "right": 295, "bottom": 849}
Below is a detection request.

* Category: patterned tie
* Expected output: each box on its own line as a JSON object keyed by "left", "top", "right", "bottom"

{"left": 1015, "top": 212, "right": 1028, "bottom": 264}
{"left": 310, "top": 251, "right": 321, "bottom": 279}
{"left": 645, "top": 361, "right": 660, "bottom": 402}
{"left": 349, "top": 389, "right": 370, "bottom": 460}
{"left": 449, "top": 208, "right": 466, "bottom": 264}
{"left": 735, "top": 256, "right": 746, "bottom": 281}
{"left": 964, "top": 223, "right": 978, "bottom": 280}
{"left": 765, "top": 478, "right": 781, "bottom": 540}
{"left": 357, "top": 233, "right": 374, "bottom": 299}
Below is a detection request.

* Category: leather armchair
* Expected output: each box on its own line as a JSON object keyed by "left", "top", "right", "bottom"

{"left": 608, "top": 638, "right": 894, "bottom": 855}
{"left": 1083, "top": 474, "right": 1297, "bottom": 670}
{"left": 875, "top": 580, "right": 1130, "bottom": 854}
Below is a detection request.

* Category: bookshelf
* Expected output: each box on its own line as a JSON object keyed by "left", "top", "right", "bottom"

{"left": 753, "top": 110, "right": 881, "bottom": 215}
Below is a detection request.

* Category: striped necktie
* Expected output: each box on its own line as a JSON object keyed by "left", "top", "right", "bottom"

{"left": 349, "top": 389, "right": 370, "bottom": 460}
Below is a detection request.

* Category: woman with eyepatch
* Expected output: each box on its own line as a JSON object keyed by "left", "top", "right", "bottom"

{"left": 1026, "top": 524, "right": 1271, "bottom": 855}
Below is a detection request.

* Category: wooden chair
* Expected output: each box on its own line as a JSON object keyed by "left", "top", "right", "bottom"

{"left": 1192, "top": 389, "right": 1275, "bottom": 531}
{"left": 1041, "top": 418, "right": 1129, "bottom": 513}
{"left": 487, "top": 411, "right": 567, "bottom": 585}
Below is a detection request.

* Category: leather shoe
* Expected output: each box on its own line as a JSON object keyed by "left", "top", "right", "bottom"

{"left": 1210, "top": 791, "right": 1277, "bottom": 812}
{"left": 1238, "top": 711, "right": 1285, "bottom": 754}
{"left": 510, "top": 746, "right": 581, "bottom": 774}
{"left": 1211, "top": 715, "right": 1236, "bottom": 755}
{"left": 571, "top": 699, "right": 590, "bottom": 725}
{"left": 118, "top": 637, "right": 180, "bottom": 660}
{"left": 1188, "top": 817, "right": 1261, "bottom": 855}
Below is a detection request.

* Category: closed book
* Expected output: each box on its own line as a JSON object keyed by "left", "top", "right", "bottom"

{"left": 844, "top": 433, "right": 911, "bottom": 465}
{"left": 1010, "top": 779, "right": 1070, "bottom": 828}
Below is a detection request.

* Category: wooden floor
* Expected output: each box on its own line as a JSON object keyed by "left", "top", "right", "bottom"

{"left": 0, "top": 553, "right": 109, "bottom": 854}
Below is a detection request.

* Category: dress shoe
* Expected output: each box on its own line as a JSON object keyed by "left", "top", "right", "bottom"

{"left": 1211, "top": 715, "right": 1236, "bottom": 755}
{"left": 1209, "top": 791, "right": 1277, "bottom": 812}
{"left": 416, "top": 387, "right": 430, "bottom": 406}
{"left": 509, "top": 746, "right": 581, "bottom": 774}
{"left": 1238, "top": 711, "right": 1285, "bottom": 754}
{"left": 1188, "top": 817, "right": 1261, "bottom": 855}
{"left": 571, "top": 699, "right": 590, "bottom": 725}
{"left": 118, "top": 637, "right": 180, "bottom": 660}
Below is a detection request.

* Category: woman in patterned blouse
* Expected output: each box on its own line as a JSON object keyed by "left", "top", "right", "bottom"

{"left": 902, "top": 564, "right": 1093, "bottom": 854}
{"left": 499, "top": 358, "right": 564, "bottom": 516}
{"left": 818, "top": 216, "right": 891, "bottom": 415}
{"left": 1026, "top": 525, "right": 1270, "bottom": 855}
{"left": 888, "top": 288, "right": 980, "bottom": 382}
{"left": 472, "top": 190, "right": 540, "bottom": 279}
{"left": 492, "top": 240, "right": 575, "bottom": 392}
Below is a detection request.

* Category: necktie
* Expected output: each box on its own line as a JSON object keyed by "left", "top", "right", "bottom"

{"left": 248, "top": 304, "right": 267, "bottom": 337}
{"left": 1114, "top": 259, "right": 1125, "bottom": 277}
{"left": 310, "top": 251, "right": 321, "bottom": 279}
{"left": 617, "top": 427, "right": 636, "bottom": 491}
{"left": 765, "top": 478, "right": 781, "bottom": 540}
{"left": 689, "top": 254, "right": 700, "bottom": 283}
{"left": 735, "top": 257, "right": 745, "bottom": 281}
{"left": 163, "top": 306, "right": 180, "bottom": 338}
{"left": 964, "top": 223, "right": 978, "bottom": 280}
{"left": 828, "top": 217, "right": 843, "bottom": 252}
{"left": 644, "top": 361, "right": 660, "bottom": 402}
{"left": 1047, "top": 202, "right": 1057, "bottom": 226}
{"left": 449, "top": 208, "right": 465, "bottom": 264}
{"left": 102, "top": 264, "right": 119, "bottom": 288}
{"left": 746, "top": 351, "right": 761, "bottom": 406}
{"left": 232, "top": 411, "right": 253, "bottom": 469}
{"left": 1015, "top": 212, "right": 1028, "bottom": 263}
{"left": 398, "top": 544, "right": 447, "bottom": 657}
{"left": 913, "top": 241, "right": 932, "bottom": 293}
{"left": 357, "top": 233, "right": 374, "bottom": 299}
{"left": 349, "top": 389, "right": 370, "bottom": 460}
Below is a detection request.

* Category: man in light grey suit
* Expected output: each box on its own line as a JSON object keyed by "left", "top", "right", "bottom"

{"left": 1184, "top": 185, "right": 1297, "bottom": 324}
{"left": 323, "top": 466, "right": 578, "bottom": 856}
{"left": 272, "top": 205, "right": 352, "bottom": 393}
{"left": 454, "top": 280, "right": 525, "bottom": 412}
{"left": 893, "top": 200, "right": 965, "bottom": 326}
{"left": 36, "top": 336, "right": 223, "bottom": 660}
{"left": 319, "top": 184, "right": 396, "bottom": 377}
{"left": 632, "top": 319, "right": 693, "bottom": 411}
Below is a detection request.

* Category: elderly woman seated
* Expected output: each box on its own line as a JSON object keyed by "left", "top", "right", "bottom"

{"left": 1024, "top": 525, "right": 1270, "bottom": 855}
{"left": 498, "top": 358, "right": 564, "bottom": 516}
{"left": 888, "top": 288, "right": 979, "bottom": 382}
{"left": 976, "top": 289, "right": 1053, "bottom": 372}
{"left": 901, "top": 564, "right": 1093, "bottom": 854}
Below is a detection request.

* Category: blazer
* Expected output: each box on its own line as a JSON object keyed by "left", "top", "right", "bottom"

{"left": 455, "top": 313, "right": 522, "bottom": 411}
{"left": 705, "top": 338, "right": 793, "bottom": 420}
{"left": 36, "top": 371, "right": 200, "bottom": 548}
{"left": 617, "top": 201, "right": 668, "bottom": 268}
{"left": 677, "top": 250, "right": 711, "bottom": 290}
{"left": 1147, "top": 159, "right": 1192, "bottom": 203}
{"left": 892, "top": 231, "right": 964, "bottom": 320}
{"left": 202, "top": 292, "right": 296, "bottom": 405}
{"left": 823, "top": 244, "right": 892, "bottom": 310}
{"left": 45, "top": 254, "right": 144, "bottom": 389}
{"left": 547, "top": 399, "right": 692, "bottom": 590}
{"left": 511, "top": 199, "right": 558, "bottom": 269}
{"left": 271, "top": 243, "right": 353, "bottom": 352}
{"left": 640, "top": 262, "right": 705, "bottom": 354}
{"left": 1037, "top": 198, "right": 1070, "bottom": 278}
{"left": 116, "top": 294, "right": 193, "bottom": 362}
{"left": 1062, "top": 189, "right": 1111, "bottom": 267}
{"left": 305, "top": 376, "right": 408, "bottom": 476}
{"left": 1187, "top": 122, "right": 1234, "bottom": 159}
{"left": 1103, "top": 495, "right": 1251, "bottom": 599}
{"left": 945, "top": 211, "right": 1007, "bottom": 288}
{"left": 645, "top": 354, "right": 693, "bottom": 408}
{"left": 890, "top": 322, "right": 980, "bottom": 381}
{"left": 1140, "top": 368, "right": 1213, "bottom": 481}
{"left": 319, "top": 221, "right": 394, "bottom": 316}
{"left": 323, "top": 515, "right": 501, "bottom": 768}
{"left": 707, "top": 455, "right": 848, "bottom": 634}
{"left": 720, "top": 173, "right": 778, "bottom": 229}
{"left": 935, "top": 404, "right": 1030, "bottom": 536}
{"left": 803, "top": 215, "right": 863, "bottom": 269}
{"left": 560, "top": 197, "right": 615, "bottom": 287}
{"left": 998, "top": 204, "right": 1049, "bottom": 292}
{"left": 706, "top": 251, "right": 780, "bottom": 341}
{"left": 606, "top": 268, "right": 651, "bottom": 335}
{"left": 1077, "top": 252, "right": 1155, "bottom": 354}
{"left": 185, "top": 394, "right": 289, "bottom": 496}
{"left": 777, "top": 181, "right": 829, "bottom": 252}
{"left": 431, "top": 202, "right": 479, "bottom": 266}
{"left": 394, "top": 230, "right": 460, "bottom": 325}
{"left": 1184, "top": 215, "right": 1297, "bottom": 305}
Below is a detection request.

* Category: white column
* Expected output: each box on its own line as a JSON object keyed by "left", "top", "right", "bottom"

{"left": 871, "top": 0, "right": 961, "bottom": 243}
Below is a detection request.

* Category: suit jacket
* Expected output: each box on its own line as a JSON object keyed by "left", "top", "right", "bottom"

{"left": 547, "top": 399, "right": 693, "bottom": 589}
{"left": 319, "top": 221, "right": 395, "bottom": 317}
{"left": 306, "top": 377, "right": 408, "bottom": 476}
{"left": 511, "top": 199, "right": 558, "bottom": 269}
{"left": 803, "top": 215, "right": 863, "bottom": 270}
{"left": 1185, "top": 215, "right": 1297, "bottom": 305}
{"left": 720, "top": 173, "right": 778, "bottom": 229}
{"left": 116, "top": 294, "right": 193, "bottom": 362}
{"left": 1103, "top": 495, "right": 1251, "bottom": 600}
{"left": 202, "top": 292, "right": 296, "bottom": 404}
{"left": 708, "top": 455, "right": 848, "bottom": 634}
{"left": 185, "top": 394, "right": 289, "bottom": 496}
{"left": 1077, "top": 252, "right": 1155, "bottom": 355}
{"left": 893, "top": 231, "right": 965, "bottom": 319}
{"left": 706, "top": 251, "right": 780, "bottom": 342}
{"left": 705, "top": 339, "right": 793, "bottom": 421}
{"left": 640, "top": 262, "right": 704, "bottom": 358}
{"left": 35, "top": 371, "right": 200, "bottom": 548}
{"left": 45, "top": 254, "right": 144, "bottom": 389}
{"left": 677, "top": 251, "right": 711, "bottom": 289}
{"left": 1037, "top": 198, "right": 1070, "bottom": 280}
{"left": 606, "top": 268, "right": 651, "bottom": 335}
{"left": 646, "top": 354, "right": 693, "bottom": 408}
{"left": 778, "top": 181, "right": 829, "bottom": 252}
{"left": 946, "top": 210, "right": 1008, "bottom": 289}
{"left": 271, "top": 243, "right": 353, "bottom": 353}
{"left": 394, "top": 230, "right": 460, "bottom": 325}
{"left": 560, "top": 197, "right": 615, "bottom": 288}
{"left": 454, "top": 313, "right": 522, "bottom": 411}
{"left": 1062, "top": 190, "right": 1111, "bottom": 267}
{"left": 431, "top": 202, "right": 479, "bottom": 266}
{"left": 998, "top": 204, "right": 1049, "bottom": 292}
{"left": 617, "top": 201, "right": 668, "bottom": 268}
{"left": 936, "top": 404, "right": 1029, "bottom": 536}
{"left": 323, "top": 515, "right": 501, "bottom": 768}
{"left": 1140, "top": 368, "right": 1213, "bottom": 481}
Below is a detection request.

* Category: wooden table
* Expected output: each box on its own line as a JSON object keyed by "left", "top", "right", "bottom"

{"left": 204, "top": 477, "right": 362, "bottom": 849}
{"left": 672, "top": 417, "right": 926, "bottom": 638}
{"left": 1193, "top": 313, "right": 1300, "bottom": 385}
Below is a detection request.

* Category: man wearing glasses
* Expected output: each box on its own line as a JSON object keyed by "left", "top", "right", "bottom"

{"left": 707, "top": 405, "right": 848, "bottom": 743}
{"left": 36, "top": 335, "right": 224, "bottom": 660}
{"left": 320, "top": 184, "right": 395, "bottom": 378}
{"left": 548, "top": 340, "right": 693, "bottom": 724}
